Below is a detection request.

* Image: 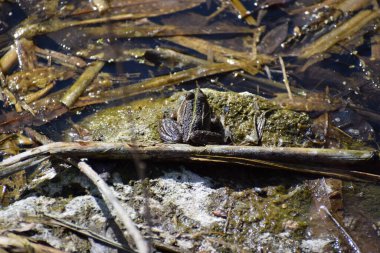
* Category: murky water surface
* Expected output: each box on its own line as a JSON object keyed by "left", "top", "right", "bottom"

{"left": 1, "top": 0, "right": 380, "bottom": 252}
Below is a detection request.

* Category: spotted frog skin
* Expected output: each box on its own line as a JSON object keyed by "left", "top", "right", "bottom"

{"left": 159, "top": 89, "right": 224, "bottom": 145}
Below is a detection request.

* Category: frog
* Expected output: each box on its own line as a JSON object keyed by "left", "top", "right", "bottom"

{"left": 159, "top": 89, "right": 225, "bottom": 145}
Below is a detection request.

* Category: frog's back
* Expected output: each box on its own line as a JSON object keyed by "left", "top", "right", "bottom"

{"left": 181, "top": 90, "right": 212, "bottom": 142}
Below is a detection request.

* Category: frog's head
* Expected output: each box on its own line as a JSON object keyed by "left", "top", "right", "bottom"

{"left": 185, "top": 89, "right": 207, "bottom": 102}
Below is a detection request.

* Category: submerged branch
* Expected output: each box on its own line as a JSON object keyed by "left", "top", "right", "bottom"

{"left": 230, "top": 0, "right": 257, "bottom": 25}
{"left": 166, "top": 36, "right": 274, "bottom": 75}
{"left": 61, "top": 61, "right": 104, "bottom": 108}
{"left": 94, "top": 62, "right": 241, "bottom": 101}
{"left": 299, "top": 10, "right": 380, "bottom": 58}
{"left": 166, "top": 36, "right": 264, "bottom": 62}
{"left": 14, "top": 15, "right": 160, "bottom": 39}
{"left": 82, "top": 24, "right": 255, "bottom": 38}
{"left": 0, "top": 46, "right": 17, "bottom": 74}
{"left": 13, "top": 0, "right": 207, "bottom": 39}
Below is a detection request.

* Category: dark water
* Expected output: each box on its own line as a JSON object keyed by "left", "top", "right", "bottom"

{"left": 1, "top": 0, "right": 380, "bottom": 252}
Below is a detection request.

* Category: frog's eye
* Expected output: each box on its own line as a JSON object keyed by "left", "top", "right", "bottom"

{"left": 185, "top": 92, "right": 195, "bottom": 100}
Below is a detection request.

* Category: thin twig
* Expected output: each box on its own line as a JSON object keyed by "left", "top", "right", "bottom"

{"left": 25, "top": 214, "right": 133, "bottom": 252}
{"left": 77, "top": 161, "right": 149, "bottom": 253}
{"left": 319, "top": 206, "right": 362, "bottom": 253}
{"left": 279, "top": 56, "right": 293, "bottom": 100}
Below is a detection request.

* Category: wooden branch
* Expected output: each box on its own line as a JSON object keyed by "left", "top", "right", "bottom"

{"left": 0, "top": 141, "right": 378, "bottom": 180}
{"left": 77, "top": 161, "right": 149, "bottom": 253}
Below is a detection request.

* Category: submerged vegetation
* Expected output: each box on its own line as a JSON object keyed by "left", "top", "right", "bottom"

{"left": 0, "top": 0, "right": 379, "bottom": 252}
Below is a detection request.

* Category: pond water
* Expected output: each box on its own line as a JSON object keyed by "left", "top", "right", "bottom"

{"left": 0, "top": 0, "right": 380, "bottom": 252}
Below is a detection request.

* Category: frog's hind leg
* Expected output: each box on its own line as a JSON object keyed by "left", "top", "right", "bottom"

{"left": 189, "top": 130, "right": 224, "bottom": 146}
{"left": 159, "top": 118, "right": 183, "bottom": 143}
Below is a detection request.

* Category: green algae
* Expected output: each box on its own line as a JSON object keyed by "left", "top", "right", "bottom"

{"left": 262, "top": 109, "right": 310, "bottom": 146}
{"left": 80, "top": 89, "right": 312, "bottom": 146}
{"left": 80, "top": 96, "right": 172, "bottom": 143}
{"left": 126, "top": 170, "right": 312, "bottom": 251}
{"left": 216, "top": 185, "right": 310, "bottom": 242}
{"left": 205, "top": 90, "right": 311, "bottom": 146}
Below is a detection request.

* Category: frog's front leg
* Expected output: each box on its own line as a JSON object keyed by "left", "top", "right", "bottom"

{"left": 159, "top": 118, "right": 183, "bottom": 143}
{"left": 210, "top": 115, "right": 231, "bottom": 144}
{"left": 188, "top": 130, "right": 224, "bottom": 145}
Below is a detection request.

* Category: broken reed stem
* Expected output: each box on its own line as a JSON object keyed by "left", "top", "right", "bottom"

{"left": 83, "top": 24, "right": 255, "bottom": 38}
{"left": 61, "top": 61, "right": 104, "bottom": 108}
{"left": 167, "top": 36, "right": 255, "bottom": 62}
{"left": 77, "top": 161, "right": 149, "bottom": 253}
{"left": 14, "top": 14, "right": 152, "bottom": 39}
{"left": 35, "top": 47, "right": 87, "bottom": 68}
{"left": 96, "top": 62, "right": 240, "bottom": 101}
{"left": 336, "top": 0, "right": 373, "bottom": 12}
{"left": 14, "top": 0, "right": 207, "bottom": 40}
{"left": 279, "top": 56, "right": 293, "bottom": 100}
{"left": 165, "top": 36, "right": 273, "bottom": 75}
{"left": 148, "top": 47, "right": 209, "bottom": 66}
{"left": 371, "top": 34, "right": 380, "bottom": 60}
{"left": 299, "top": 9, "right": 380, "bottom": 58}
{"left": 23, "top": 83, "right": 54, "bottom": 103}
{"left": 0, "top": 46, "right": 17, "bottom": 74}
{"left": 230, "top": 0, "right": 257, "bottom": 25}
